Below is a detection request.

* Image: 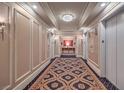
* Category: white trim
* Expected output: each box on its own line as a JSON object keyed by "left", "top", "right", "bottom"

{"left": 3, "top": 85, "right": 11, "bottom": 90}
{"left": 101, "top": 3, "right": 124, "bottom": 21}
{"left": 87, "top": 59, "right": 101, "bottom": 77}
{"left": 14, "top": 9, "right": 32, "bottom": 83}
{"left": 77, "top": 55, "right": 83, "bottom": 58}
{"left": 99, "top": 22, "right": 106, "bottom": 77}
{"left": 32, "top": 57, "right": 50, "bottom": 71}
{"left": 13, "top": 58, "right": 51, "bottom": 90}
{"left": 55, "top": 55, "right": 60, "bottom": 57}
{"left": 32, "top": 21, "right": 40, "bottom": 71}
{"left": 88, "top": 58, "right": 99, "bottom": 68}
{"left": 17, "top": 3, "right": 49, "bottom": 28}
{"left": 15, "top": 71, "right": 31, "bottom": 83}
{"left": 32, "top": 63, "right": 41, "bottom": 71}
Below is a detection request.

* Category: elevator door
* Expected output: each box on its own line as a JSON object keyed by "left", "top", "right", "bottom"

{"left": 106, "top": 10, "right": 124, "bottom": 89}
{"left": 116, "top": 11, "right": 124, "bottom": 89}
{"left": 106, "top": 16, "right": 117, "bottom": 86}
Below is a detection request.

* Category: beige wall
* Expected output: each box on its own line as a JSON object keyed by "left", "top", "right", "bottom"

{"left": 54, "top": 36, "right": 60, "bottom": 56}
{"left": 76, "top": 36, "right": 83, "bottom": 57}
{"left": 0, "top": 3, "right": 51, "bottom": 89}
{"left": 78, "top": 38, "right": 83, "bottom": 56}
{"left": 88, "top": 26, "right": 99, "bottom": 68}
{"left": 32, "top": 21, "right": 40, "bottom": 69}
{"left": 0, "top": 3, "right": 10, "bottom": 89}
{"left": 15, "top": 9, "right": 31, "bottom": 82}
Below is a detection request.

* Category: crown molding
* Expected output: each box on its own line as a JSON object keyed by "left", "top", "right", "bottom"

{"left": 79, "top": 2, "right": 97, "bottom": 27}
{"left": 40, "top": 3, "right": 58, "bottom": 28}
{"left": 16, "top": 2, "right": 50, "bottom": 28}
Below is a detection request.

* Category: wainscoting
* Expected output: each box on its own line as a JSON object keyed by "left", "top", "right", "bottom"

{"left": 0, "top": 3, "right": 51, "bottom": 89}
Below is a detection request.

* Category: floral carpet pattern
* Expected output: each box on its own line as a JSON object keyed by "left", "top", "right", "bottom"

{"left": 29, "top": 58, "right": 106, "bottom": 90}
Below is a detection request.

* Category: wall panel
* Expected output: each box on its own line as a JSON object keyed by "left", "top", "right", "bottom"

{"left": 77, "top": 38, "right": 83, "bottom": 56}
{"left": 0, "top": 4, "right": 10, "bottom": 89}
{"left": 0, "top": 3, "right": 50, "bottom": 89}
{"left": 41, "top": 26, "right": 45, "bottom": 61}
{"left": 45, "top": 31, "right": 48, "bottom": 59}
{"left": 39, "top": 25, "right": 43, "bottom": 63}
{"left": 88, "top": 27, "right": 99, "bottom": 67}
{"left": 32, "top": 21, "right": 40, "bottom": 69}
{"left": 14, "top": 10, "right": 31, "bottom": 82}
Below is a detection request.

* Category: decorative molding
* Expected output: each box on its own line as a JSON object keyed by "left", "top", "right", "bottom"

{"left": 40, "top": 3, "right": 58, "bottom": 27}
{"left": 88, "top": 3, "right": 121, "bottom": 27}
{"left": 32, "top": 57, "right": 50, "bottom": 71}
{"left": 32, "top": 21, "right": 40, "bottom": 70}
{"left": 55, "top": 55, "right": 60, "bottom": 57}
{"left": 14, "top": 9, "right": 31, "bottom": 83}
{"left": 77, "top": 55, "right": 83, "bottom": 58}
{"left": 13, "top": 58, "right": 51, "bottom": 90}
{"left": 78, "top": 3, "right": 89, "bottom": 27}
{"left": 3, "top": 85, "right": 11, "bottom": 90}
{"left": 79, "top": 3, "right": 97, "bottom": 27}
{"left": 87, "top": 59, "right": 101, "bottom": 77}
{"left": 16, "top": 3, "right": 50, "bottom": 29}
{"left": 7, "top": 4, "right": 12, "bottom": 90}
{"left": 88, "top": 58, "right": 99, "bottom": 68}
{"left": 0, "top": 3, "right": 53, "bottom": 90}
{"left": 32, "top": 62, "right": 41, "bottom": 71}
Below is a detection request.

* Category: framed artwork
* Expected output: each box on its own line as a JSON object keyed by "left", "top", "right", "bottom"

{"left": 63, "top": 40, "right": 73, "bottom": 46}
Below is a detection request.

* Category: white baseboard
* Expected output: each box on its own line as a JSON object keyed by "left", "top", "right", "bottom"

{"left": 13, "top": 58, "right": 51, "bottom": 90}
{"left": 87, "top": 60, "right": 101, "bottom": 77}
{"left": 77, "top": 55, "right": 83, "bottom": 58}
{"left": 83, "top": 56, "right": 87, "bottom": 60}
{"left": 55, "top": 55, "right": 60, "bottom": 57}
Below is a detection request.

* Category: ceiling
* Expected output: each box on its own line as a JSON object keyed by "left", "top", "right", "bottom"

{"left": 47, "top": 2, "right": 88, "bottom": 31}
{"left": 26, "top": 2, "right": 55, "bottom": 27}
{"left": 26, "top": 2, "right": 109, "bottom": 32}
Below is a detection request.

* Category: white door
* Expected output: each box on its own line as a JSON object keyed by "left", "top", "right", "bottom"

{"left": 116, "top": 11, "right": 124, "bottom": 89}
{"left": 106, "top": 16, "right": 117, "bottom": 85}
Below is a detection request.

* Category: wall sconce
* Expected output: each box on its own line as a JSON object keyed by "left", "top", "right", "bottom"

{"left": 0, "top": 22, "right": 6, "bottom": 40}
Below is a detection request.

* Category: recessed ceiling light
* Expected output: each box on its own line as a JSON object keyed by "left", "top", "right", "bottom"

{"left": 62, "top": 14, "right": 74, "bottom": 22}
{"left": 32, "top": 5, "right": 37, "bottom": 9}
{"left": 100, "top": 3, "right": 106, "bottom": 7}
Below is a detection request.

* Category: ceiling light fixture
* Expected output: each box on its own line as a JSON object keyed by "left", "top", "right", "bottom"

{"left": 100, "top": 3, "right": 106, "bottom": 7}
{"left": 32, "top": 5, "right": 37, "bottom": 9}
{"left": 62, "top": 14, "right": 74, "bottom": 22}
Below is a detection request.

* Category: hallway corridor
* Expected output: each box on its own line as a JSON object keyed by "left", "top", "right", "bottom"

{"left": 1, "top": 2, "right": 124, "bottom": 90}
{"left": 28, "top": 58, "right": 106, "bottom": 90}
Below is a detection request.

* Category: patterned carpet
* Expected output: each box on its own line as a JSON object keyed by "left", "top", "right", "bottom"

{"left": 29, "top": 58, "right": 106, "bottom": 90}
